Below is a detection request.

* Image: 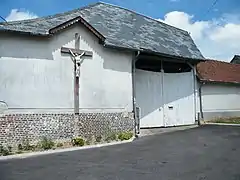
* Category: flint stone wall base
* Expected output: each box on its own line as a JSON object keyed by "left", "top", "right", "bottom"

{"left": 0, "top": 112, "right": 134, "bottom": 147}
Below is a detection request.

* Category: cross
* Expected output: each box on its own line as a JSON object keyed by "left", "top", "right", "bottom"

{"left": 61, "top": 33, "right": 93, "bottom": 114}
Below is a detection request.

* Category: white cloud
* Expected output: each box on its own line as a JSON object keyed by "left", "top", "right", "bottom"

{"left": 159, "top": 11, "right": 240, "bottom": 61}
{"left": 6, "top": 9, "right": 38, "bottom": 22}
{"left": 170, "top": 0, "right": 180, "bottom": 2}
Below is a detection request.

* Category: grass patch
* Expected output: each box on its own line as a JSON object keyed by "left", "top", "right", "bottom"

{"left": 1, "top": 132, "right": 134, "bottom": 157}
{"left": 209, "top": 117, "right": 240, "bottom": 124}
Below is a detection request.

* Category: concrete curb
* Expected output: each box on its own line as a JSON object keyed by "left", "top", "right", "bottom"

{"left": 0, "top": 138, "right": 135, "bottom": 161}
{"left": 204, "top": 123, "right": 240, "bottom": 126}
{"left": 138, "top": 125, "right": 199, "bottom": 137}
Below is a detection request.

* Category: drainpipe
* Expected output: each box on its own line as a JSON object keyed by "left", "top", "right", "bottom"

{"left": 161, "top": 59, "right": 165, "bottom": 127}
{"left": 198, "top": 81, "right": 204, "bottom": 124}
{"left": 132, "top": 51, "right": 140, "bottom": 137}
{"left": 187, "top": 62, "right": 198, "bottom": 125}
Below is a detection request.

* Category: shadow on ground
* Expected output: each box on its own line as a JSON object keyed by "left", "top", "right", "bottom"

{"left": 0, "top": 125, "right": 239, "bottom": 180}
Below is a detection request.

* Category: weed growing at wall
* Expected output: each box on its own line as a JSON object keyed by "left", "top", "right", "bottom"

{"left": 105, "top": 133, "right": 117, "bottom": 142}
{"left": 0, "top": 144, "right": 12, "bottom": 156}
{"left": 118, "top": 132, "right": 133, "bottom": 141}
{"left": 56, "top": 142, "right": 63, "bottom": 148}
{"left": 211, "top": 117, "right": 240, "bottom": 124}
{"left": 72, "top": 137, "right": 85, "bottom": 147}
{"left": 0, "top": 132, "right": 134, "bottom": 157}
{"left": 95, "top": 135, "right": 102, "bottom": 143}
{"left": 40, "top": 137, "right": 55, "bottom": 150}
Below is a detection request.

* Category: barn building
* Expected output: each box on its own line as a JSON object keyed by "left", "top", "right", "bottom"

{"left": 0, "top": 2, "right": 220, "bottom": 146}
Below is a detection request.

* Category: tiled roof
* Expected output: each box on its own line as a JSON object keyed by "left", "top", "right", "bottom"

{"left": 0, "top": 2, "right": 204, "bottom": 60}
{"left": 230, "top": 55, "right": 240, "bottom": 64}
{"left": 197, "top": 60, "right": 240, "bottom": 84}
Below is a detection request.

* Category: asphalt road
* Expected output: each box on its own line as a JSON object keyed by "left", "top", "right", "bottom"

{"left": 0, "top": 125, "right": 240, "bottom": 180}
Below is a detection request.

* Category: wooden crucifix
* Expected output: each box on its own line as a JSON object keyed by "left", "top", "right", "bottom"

{"left": 61, "top": 33, "right": 93, "bottom": 114}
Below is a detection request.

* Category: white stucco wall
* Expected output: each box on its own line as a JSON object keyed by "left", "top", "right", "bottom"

{"left": 200, "top": 84, "right": 240, "bottom": 119}
{"left": 0, "top": 24, "right": 133, "bottom": 112}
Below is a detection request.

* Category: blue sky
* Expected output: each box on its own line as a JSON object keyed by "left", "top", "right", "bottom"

{"left": 1, "top": 0, "right": 239, "bottom": 21}
{"left": 1, "top": 0, "right": 240, "bottom": 61}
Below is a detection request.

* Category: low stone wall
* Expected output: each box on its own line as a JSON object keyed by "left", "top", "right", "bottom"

{"left": 0, "top": 112, "right": 134, "bottom": 146}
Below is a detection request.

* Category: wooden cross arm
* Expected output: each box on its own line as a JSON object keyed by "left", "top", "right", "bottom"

{"left": 61, "top": 47, "right": 93, "bottom": 57}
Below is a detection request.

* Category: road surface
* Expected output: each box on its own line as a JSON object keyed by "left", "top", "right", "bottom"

{"left": 0, "top": 125, "right": 239, "bottom": 180}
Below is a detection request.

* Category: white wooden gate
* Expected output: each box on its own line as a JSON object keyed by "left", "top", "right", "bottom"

{"left": 135, "top": 70, "right": 164, "bottom": 127}
{"left": 135, "top": 69, "right": 195, "bottom": 128}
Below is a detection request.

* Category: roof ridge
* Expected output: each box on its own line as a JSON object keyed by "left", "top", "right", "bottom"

{"left": 205, "top": 59, "right": 230, "bottom": 63}
{"left": 0, "top": 2, "right": 102, "bottom": 25}
{"left": 1, "top": 1, "right": 189, "bottom": 35}
{"left": 0, "top": 1, "right": 203, "bottom": 60}
{"left": 0, "top": 17, "right": 40, "bottom": 25}
{"left": 98, "top": 1, "right": 189, "bottom": 34}
{"left": 205, "top": 59, "right": 240, "bottom": 66}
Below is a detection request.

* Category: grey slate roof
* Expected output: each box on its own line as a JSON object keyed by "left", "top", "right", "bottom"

{"left": 230, "top": 55, "right": 240, "bottom": 64}
{"left": 0, "top": 2, "right": 204, "bottom": 59}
